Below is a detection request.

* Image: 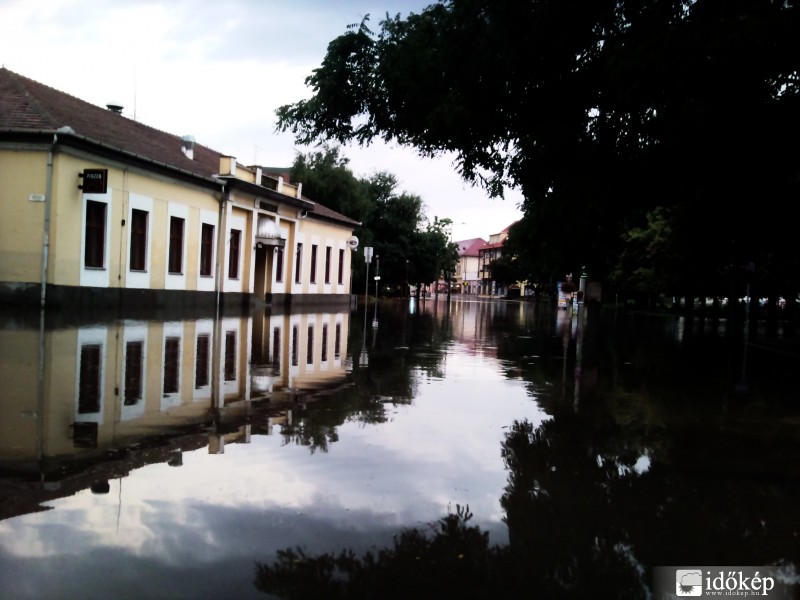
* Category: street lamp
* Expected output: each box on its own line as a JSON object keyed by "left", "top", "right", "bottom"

{"left": 373, "top": 255, "right": 380, "bottom": 327}
{"left": 405, "top": 259, "right": 409, "bottom": 300}
{"left": 363, "top": 246, "right": 373, "bottom": 306}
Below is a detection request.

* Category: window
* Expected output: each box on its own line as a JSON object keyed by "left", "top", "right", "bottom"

{"left": 325, "top": 247, "right": 331, "bottom": 284}
{"left": 310, "top": 244, "right": 318, "bottom": 284}
{"left": 85, "top": 200, "right": 106, "bottom": 268}
{"left": 291, "top": 325, "right": 298, "bottom": 366}
{"left": 294, "top": 243, "right": 303, "bottom": 284}
{"left": 275, "top": 246, "right": 284, "bottom": 282}
{"left": 79, "top": 344, "right": 101, "bottom": 413}
{"left": 334, "top": 323, "right": 341, "bottom": 359}
{"left": 124, "top": 341, "right": 143, "bottom": 405}
{"left": 307, "top": 325, "right": 314, "bottom": 365}
{"left": 228, "top": 229, "right": 241, "bottom": 279}
{"left": 200, "top": 223, "right": 214, "bottom": 277}
{"left": 72, "top": 422, "right": 98, "bottom": 449}
{"left": 271, "top": 327, "right": 281, "bottom": 368}
{"left": 224, "top": 331, "right": 237, "bottom": 381}
{"left": 321, "top": 323, "right": 328, "bottom": 362}
{"left": 129, "top": 209, "right": 148, "bottom": 271}
{"left": 195, "top": 334, "right": 210, "bottom": 388}
{"left": 163, "top": 337, "right": 180, "bottom": 395}
{"left": 168, "top": 216, "right": 184, "bottom": 274}
{"left": 338, "top": 249, "right": 344, "bottom": 285}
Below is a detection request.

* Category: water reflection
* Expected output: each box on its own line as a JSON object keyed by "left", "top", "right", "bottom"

{"left": 0, "top": 307, "right": 351, "bottom": 521}
{"left": 0, "top": 299, "right": 798, "bottom": 599}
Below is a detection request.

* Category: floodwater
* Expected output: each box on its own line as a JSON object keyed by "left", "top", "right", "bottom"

{"left": 0, "top": 297, "right": 798, "bottom": 599}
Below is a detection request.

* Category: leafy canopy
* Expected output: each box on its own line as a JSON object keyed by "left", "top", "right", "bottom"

{"left": 277, "top": 1, "right": 800, "bottom": 301}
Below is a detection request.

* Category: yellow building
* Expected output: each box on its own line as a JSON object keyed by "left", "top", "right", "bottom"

{"left": 0, "top": 68, "right": 359, "bottom": 310}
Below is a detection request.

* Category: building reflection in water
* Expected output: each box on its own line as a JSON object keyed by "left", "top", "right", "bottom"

{"left": 0, "top": 307, "right": 350, "bottom": 520}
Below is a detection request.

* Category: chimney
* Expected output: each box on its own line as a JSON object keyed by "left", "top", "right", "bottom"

{"left": 296, "top": 183, "right": 302, "bottom": 199}
{"left": 219, "top": 156, "right": 237, "bottom": 176}
{"left": 181, "top": 135, "right": 196, "bottom": 160}
{"left": 106, "top": 101, "right": 123, "bottom": 114}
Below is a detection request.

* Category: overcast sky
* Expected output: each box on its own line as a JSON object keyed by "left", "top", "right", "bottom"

{"left": 0, "top": 0, "right": 522, "bottom": 241}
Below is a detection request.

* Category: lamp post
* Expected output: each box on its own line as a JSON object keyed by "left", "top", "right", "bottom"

{"left": 363, "top": 246, "right": 373, "bottom": 306}
{"left": 373, "top": 255, "right": 380, "bottom": 327}
{"left": 361, "top": 246, "right": 374, "bottom": 363}
{"left": 405, "top": 259, "right": 409, "bottom": 300}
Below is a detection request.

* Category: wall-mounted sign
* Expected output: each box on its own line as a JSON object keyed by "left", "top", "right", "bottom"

{"left": 347, "top": 236, "right": 359, "bottom": 250}
{"left": 80, "top": 169, "right": 108, "bottom": 194}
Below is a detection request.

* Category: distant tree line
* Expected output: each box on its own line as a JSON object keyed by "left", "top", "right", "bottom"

{"left": 277, "top": 0, "right": 800, "bottom": 317}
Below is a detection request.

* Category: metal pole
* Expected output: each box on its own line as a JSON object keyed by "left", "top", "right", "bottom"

{"left": 373, "top": 256, "right": 379, "bottom": 325}
{"left": 364, "top": 260, "right": 370, "bottom": 306}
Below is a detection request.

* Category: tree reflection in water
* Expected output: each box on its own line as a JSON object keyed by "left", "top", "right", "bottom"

{"left": 255, "top": 302, "right": 799, "bottom": 598}
{"left": 254, "top": 416, "right": 651, "bottom": 600}
{"left": 256, "top": 400, "right": 798, "bottom": 599}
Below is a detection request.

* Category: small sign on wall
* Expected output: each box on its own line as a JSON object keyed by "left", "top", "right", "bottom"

{"left": 80, "top": 169, "right": 108, "bottom": 194}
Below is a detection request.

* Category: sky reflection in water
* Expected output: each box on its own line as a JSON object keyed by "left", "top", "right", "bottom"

{"left": 0, "top": 298, "right": 798, "bottom": 599}
{"left": 0, "top": 299, "right": 548, "bottom": 599}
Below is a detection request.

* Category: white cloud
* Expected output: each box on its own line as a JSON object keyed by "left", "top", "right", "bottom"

{"left": 0, "top": 0, "right": 523, "bottom": 240}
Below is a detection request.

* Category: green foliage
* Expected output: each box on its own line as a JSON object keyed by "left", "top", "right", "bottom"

{"left": 291, "top": 146, "right": 456, "bottom": 294}
{"left": 610, "top": 206, "right": 679, "bottom": 296}
{"left": 253, "top": 505, "right": 503, "bottom": 600}
{"left": 489, "top": 251, "right": 524, "bottom": 287}
{"left": 278, "top": 1, "right": 800, "bottom": 304}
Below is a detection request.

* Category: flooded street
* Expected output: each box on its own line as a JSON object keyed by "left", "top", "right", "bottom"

{"left": 0, "top": 298, "right": 798, "bottom": 599}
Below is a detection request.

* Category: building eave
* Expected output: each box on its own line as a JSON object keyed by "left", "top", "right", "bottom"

{"left": 0, "top": 128, "right": 224, "bottom": 191}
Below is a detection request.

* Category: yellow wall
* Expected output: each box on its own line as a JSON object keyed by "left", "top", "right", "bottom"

{"left": 292, "top": 217, "right": 353, "bottom": 295}
{"left": 0, "top": 149, "right": 51, "bottom": 283}
{"left": 46, "top": 151, "right": 221, "bottom": 290}
{"left": 3, "top": 145, "right": 355, "bottom": 299}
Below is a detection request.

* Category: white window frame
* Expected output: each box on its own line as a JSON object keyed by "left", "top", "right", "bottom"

{"left": 126, "top": 194, "right": 153, "bottom": 289}
{"left": 80, "top": 191, "right": 112, "bottom": 288}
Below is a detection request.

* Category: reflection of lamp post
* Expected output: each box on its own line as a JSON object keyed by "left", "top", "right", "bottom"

{"left": 579, "top": 266, "right": 587, "bottom": 309}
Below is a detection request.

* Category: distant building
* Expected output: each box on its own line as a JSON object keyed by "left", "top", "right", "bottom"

{"left": 0, "top": 68, "right": 359, "bottom": 311}
{"left": 478, "top": 223, "right": 514, "bottom": 296}
{"left": 453, "top": 237, "right": 488, "bottom": 294}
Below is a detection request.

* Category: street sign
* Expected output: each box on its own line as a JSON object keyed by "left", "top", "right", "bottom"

{"left": 364, "top": 246, "right": 373, "bottom": 262}
{"left": 374, "top": 276, "right": 381, "bottom": 281}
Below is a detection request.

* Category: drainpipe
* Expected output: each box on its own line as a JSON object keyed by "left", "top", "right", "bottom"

{"left": 215, "top": 180, "right": 228, "bottom": 314}
{"left": 211, "top": 180, "right": 228, "bottom": 420}
{"left": 40, "top": 133, "right": 58, "bottom": 308}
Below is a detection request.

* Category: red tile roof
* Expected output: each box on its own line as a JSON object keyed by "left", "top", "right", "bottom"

{"left": 0, "top": 68, "right": 358, "bottom": 227}
{"left": 0, "top": 67, "right": 222, "bottom": 177}
{"left": 454, "top": 238, "right": 488, "bottom": 256}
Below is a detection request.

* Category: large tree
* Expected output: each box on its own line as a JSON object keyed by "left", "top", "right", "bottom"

{"left": 277, "top": 0, "right": 800, "bottom": 306}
